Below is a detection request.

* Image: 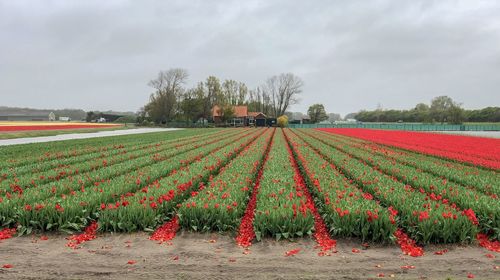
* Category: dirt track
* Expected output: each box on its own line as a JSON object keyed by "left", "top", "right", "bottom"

{"left": 0, "top": 232, "right": 498, "bottom": 280}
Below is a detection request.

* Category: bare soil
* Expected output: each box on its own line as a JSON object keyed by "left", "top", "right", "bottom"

{"left": 0, "top": 232, "right": 498, "bottom": 280}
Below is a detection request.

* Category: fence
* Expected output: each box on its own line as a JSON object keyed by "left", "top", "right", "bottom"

{"left": 288, "top": 123, "right": 500, "bottom": 131}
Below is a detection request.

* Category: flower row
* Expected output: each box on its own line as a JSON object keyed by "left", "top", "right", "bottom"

{"left": 294, "top": 129, "right": 478, "bottom": 244}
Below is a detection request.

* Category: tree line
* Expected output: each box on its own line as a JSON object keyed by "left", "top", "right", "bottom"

{"left": 139, "top": 68, "right": 303, "bottom": 125}
{"left": 351, "top": 96, "right": 499, "bottom": 124}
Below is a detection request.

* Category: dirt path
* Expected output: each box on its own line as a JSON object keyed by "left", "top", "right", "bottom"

{"left": 0, "top": 232, "right": 498, "bottom": 280}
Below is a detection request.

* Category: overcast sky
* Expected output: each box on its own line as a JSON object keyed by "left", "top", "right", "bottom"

{"left": 1, "top": 0, "right": 499, "bottom": 116}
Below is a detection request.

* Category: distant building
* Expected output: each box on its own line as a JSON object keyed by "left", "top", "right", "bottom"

{"left": 290, "top": 116, "right": 311, "bottom": 125}
{"left": 59, "top": 116, "right": 71, "bottom": 121}
{"left": 212, "top": 105, "right": 267, "bottom": 127}
{"left": 248, "top": 112, "right": 267, "bottom": 127}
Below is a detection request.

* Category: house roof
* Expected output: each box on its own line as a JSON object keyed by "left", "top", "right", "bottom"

{"left": 212, "top": 105, "right": 248, "bottom": 118}
{"left": 248, "top": 112, "right": 266, "bottom": 118}
{"left": 233, "top": 106, "right": 248, "bottom": 118}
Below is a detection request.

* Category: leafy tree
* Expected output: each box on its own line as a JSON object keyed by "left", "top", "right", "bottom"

{"left": 412, "top": 103, "right": 431, "bottom": 123}
{"left": 180, "top": 89, "right": 204, "bottom": 123}
{"left": 307, "top": 104, "right": 328, "bottom": 123}
{"left": 328, "top": 113, "right": 342, "bottom": 123}
{"left": 218, "top": 104, "right": 235, "bottom": 124}
{"left": 430, "top": 96, "right": 455, "bottom": 123}
{"left": 465, "top": 107, "right": 500, "bottom": 122}
{"left": 86, "top": 111, "right": 95, "bottom": 122}
{"left": 277, "top": 115, "right": 288, "bottom": 127}
{"left": 447, "top": 105, "right": 465, "bottom": 124}
{"left": 344, "top": 112, "right": 358, "bottom": 120}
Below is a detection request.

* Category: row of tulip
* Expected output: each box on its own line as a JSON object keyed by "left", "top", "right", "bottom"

{"left": 317, "top": 128, "right": 500, "bottom": 169}
{"left": 252, "top": 129, "right": 315, "bottom": 241}
{"left": 2, "top": 129, "right": 255, "bottom": 234}
{"left": 177, "top": 128, "right": 274, "bottom": 232}
{"left": 292, "top": 129, "right": 478, "bottom": 244}
{"left": 0, "top": 128, "right": 243, "bottom": 219}
{"left": 314, "top": 130, "right": 499, "bottom": 196}
{"left": 284, "top": 129, "right": 397, "bottom": 242}
{"left": 0, "top": 129, "right": 225, "bottom": 193}
{"left": 0, "top": 130, "right": 221, "bottom": 180}
{"left": 303, "top": 129, "right": 500, "bottom": 239}
{"left": 0, "top": 129, "right": 210, "bottom": 170}
{"left": 98, "top": 128, "right": 267, "bottom": 232}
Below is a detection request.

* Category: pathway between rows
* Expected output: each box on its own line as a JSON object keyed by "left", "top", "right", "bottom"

{"left": 0, "top": 128, "right": 182, "bottom": 146}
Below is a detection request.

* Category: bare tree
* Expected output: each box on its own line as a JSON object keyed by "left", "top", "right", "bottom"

{"left": 205, "top": 76, "right": 222, "bottom": 108}
{"left": 146, "top": 68, "right": 188, "bottom": 123}
{"left": 262, "top": 73, "right": 303, "bottom": 117}
{"left": 237, "top": 82, "right": 248, "bottom": 105}
{"left": 148, "top": 68, "right": 188, "bottom": 95}
{"left": 222, "top": 79, "right": 239, "bottom": 105}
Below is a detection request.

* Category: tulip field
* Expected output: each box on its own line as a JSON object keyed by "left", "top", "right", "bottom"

{"left": 0, "top": 121, "right": 121, "bottom": 132}
{"left": 1, "top": 127, "right": 499, "bottom": 258}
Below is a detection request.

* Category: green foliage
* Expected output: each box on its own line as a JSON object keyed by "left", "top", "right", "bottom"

{"left": 353, "top": 96, "right": 490, "bottom": 124}
{"left": 178, "top": 129, "right": 273, "bottom": 232}
{"left": 295, "top": 129, "right": 480, "bottom": 243}
{"left": 253, "top": 130, "right": 315, "bottom": 240}
{"left": 114, "top": 115, "right": 137, "bottom": 123}
{"left": 307, "top": 104, "right": 328, "bottom": 123}
{"left": 277, "top": 115, "right": 288, "bottom": 127}
{"left": 286, "top": 130, "right": 397, "bottom": 242}
{"left": 219, "top": 104, "right": 235, "bottom": 123}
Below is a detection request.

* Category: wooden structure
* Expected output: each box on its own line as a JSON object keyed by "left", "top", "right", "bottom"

{"left": 212, "top": 105, "right": 267, "bottom": 127}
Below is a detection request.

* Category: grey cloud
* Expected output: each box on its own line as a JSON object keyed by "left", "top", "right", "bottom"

{"left": 1, "top": 0, "right": 499, "bottom": 116}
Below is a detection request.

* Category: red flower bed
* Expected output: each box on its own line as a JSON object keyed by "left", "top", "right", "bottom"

{"left": 318, "top": 128, "right": 500, "bottom": 169}
{"left": 0, "top": 124, "right": 119, "bottom": 132}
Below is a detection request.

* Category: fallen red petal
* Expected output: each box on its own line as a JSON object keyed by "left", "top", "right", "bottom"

{"left": 0, "top": 228, "right": 16, "bottom": 241}
{"left": 401, "top": 265, "right": 416, "bottom": 269}
{"left": 285, "top": 248, "right": 301, "bottom": 256}
{"left": 66, "top": 221, "right": 98, "bottom": 249}
{"left": 434, "top": 249, "right": 448, "bottom": 255}
{"left": 477, "top": 234, "right": 500, "bottom": 252}
{"left": 149, "top": 216, "right": 179, "bottom": 243}
{"left": 394, "top": 229, "right": 424, "bottom": 257}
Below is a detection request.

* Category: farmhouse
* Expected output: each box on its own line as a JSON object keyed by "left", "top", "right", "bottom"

{"left": 212, "top": 105, "right": 267, "bottom": 126}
